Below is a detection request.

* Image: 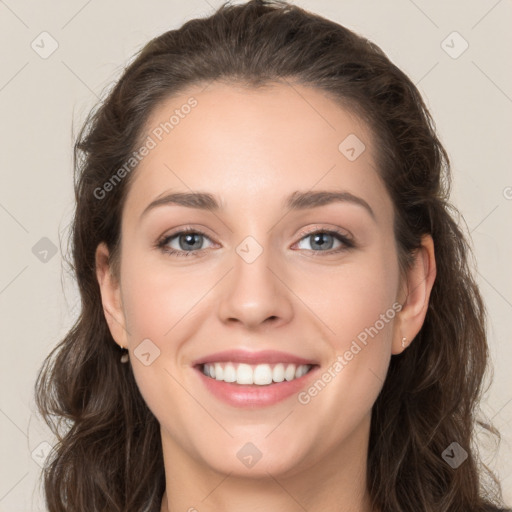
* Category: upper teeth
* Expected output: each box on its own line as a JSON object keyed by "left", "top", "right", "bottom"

{"left": 202, "top": 362, "right": 312, "bottom": 385}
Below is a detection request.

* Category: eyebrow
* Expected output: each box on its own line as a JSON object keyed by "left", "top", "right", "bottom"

{"left": 140, "top": 189, "right": 375, "bottom": 221}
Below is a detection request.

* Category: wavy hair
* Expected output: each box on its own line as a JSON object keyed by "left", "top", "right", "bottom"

{"left": 35, "top": 1, "right": 510, "bottom": 510}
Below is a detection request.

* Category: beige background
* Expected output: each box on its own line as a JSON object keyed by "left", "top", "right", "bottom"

{"left": 0, "top": 0, "right": 511, "bottom": 509}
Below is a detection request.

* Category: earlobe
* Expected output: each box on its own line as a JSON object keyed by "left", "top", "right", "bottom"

{"left": 392, "top": 234, "right": 437, "bottom": 355}
{"left": 95, "top": 242, "right": 128, "bottom": 348}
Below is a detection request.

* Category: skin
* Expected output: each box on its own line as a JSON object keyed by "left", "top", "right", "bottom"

{"left": 95, "top": 81, "right": 436, "bottom": 512}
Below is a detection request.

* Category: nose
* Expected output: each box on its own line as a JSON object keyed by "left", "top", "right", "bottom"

{"left": 217, "top": 243, "right": 294, "bottom": 330}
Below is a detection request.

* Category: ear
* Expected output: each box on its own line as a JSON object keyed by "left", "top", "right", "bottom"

{"left": 392, "top": 234, "right": 437, "bottom": 355}
{"left": 95, "top": 242, "right": 129, "bottom": 348}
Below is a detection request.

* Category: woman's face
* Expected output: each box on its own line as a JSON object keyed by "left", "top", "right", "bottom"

{"left": 96, "top": 81, "right": 430, "bottom": 478}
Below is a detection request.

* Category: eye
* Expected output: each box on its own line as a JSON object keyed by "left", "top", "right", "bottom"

{"left": 156, "top": 228, "right": 215, "bottom": 257}
{"left": 294, "top": 228, "right": 355, "bottom": 254}
{"left": 156, "top": 226, "right": 355, "bottom": 258}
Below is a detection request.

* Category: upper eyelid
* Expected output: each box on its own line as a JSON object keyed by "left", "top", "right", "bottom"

{"left": 295, "top": 224, "right": 352, "bottom": 240}
{"left": 160, "top": 227, "right": 216, "bottom": 245}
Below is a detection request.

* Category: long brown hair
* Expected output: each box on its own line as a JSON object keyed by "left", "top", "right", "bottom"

{"left": 34, "top": 1, "right": 510, "bottom": 510}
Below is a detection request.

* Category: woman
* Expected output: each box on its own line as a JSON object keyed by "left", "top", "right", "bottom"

{"left": 35, "top": 1, "right": 510, "bottom": 510}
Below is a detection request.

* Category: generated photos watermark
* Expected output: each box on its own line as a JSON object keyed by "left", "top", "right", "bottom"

{"left": 297, "top": 301, "right": 403, "bottom": 405}
{"left": 93, "top": 96, "right": 198, "bottom": 200}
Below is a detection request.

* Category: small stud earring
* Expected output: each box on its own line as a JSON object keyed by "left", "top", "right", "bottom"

{"left": 120, "top": 345, "right": 129, "bottom": 363}
{"left": 401, "top": 337, "right": 407, "bottom": 348}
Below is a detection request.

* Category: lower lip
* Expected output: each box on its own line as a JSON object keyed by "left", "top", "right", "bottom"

{"left": 195, "top": 365, "right": 319, "bottom": 408}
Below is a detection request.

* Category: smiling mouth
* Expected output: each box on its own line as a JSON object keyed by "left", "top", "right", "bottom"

{"left": 197, "top": 362, "right": 317, "bottom": 386}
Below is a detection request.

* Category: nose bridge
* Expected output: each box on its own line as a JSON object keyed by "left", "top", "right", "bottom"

{"left": 216, "top": 232, "right": 293, "bottom": 328}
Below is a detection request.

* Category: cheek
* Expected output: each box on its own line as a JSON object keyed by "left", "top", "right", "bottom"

{"left": 120, "top": 252, "right": 213, "bottom": 340}
{"left": 119, "top": 260, "right": 198, "bottom": 435}
{"left": 295, "top": 244, "right": 400, "bottom": 349}
{"left": 294, "top": 257, "right": 399, "bottom": 441}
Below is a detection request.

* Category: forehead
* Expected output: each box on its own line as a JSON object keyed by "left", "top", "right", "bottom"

{"left": 123, "top": 81, "right": 391, "bottom": 222}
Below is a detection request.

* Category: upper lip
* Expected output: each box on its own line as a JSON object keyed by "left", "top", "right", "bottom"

{"left": 192, "top": 349, "right": 319, "bottom": 366}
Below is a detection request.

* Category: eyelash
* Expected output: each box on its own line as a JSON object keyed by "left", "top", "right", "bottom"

{"left": 155, "top": 226, "right": 355, "bottom": 258}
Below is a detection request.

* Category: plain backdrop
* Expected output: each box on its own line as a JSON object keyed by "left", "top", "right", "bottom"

{"left": 0, "top": 0, "right": 511, "bottom": 509}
